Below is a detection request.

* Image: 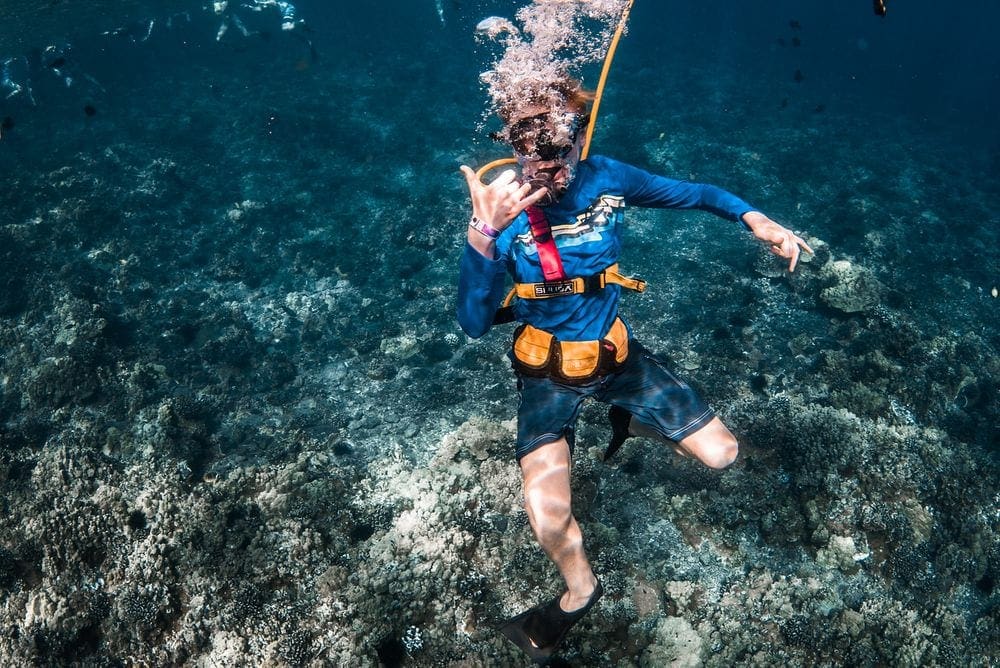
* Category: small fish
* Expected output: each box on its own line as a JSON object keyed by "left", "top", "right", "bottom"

{"left": 84, "top": 104, "right": 97, "bottom": 116}
{"left": 780, "top": 98, "right": 789, "bottom": 109}
{"left": 47, "top": 57, "right": 67, "bottom": 69}
{"left": 476, "top": 16, "right": 519, "bottom": 41}
{"left": 0, "top": 115, "right": 12, "bottom": 139}
{"left": 793, "top": 69, "right": 804, "bottom": 83}
{"left": 789, "top": 20, "right": 801, "bottom": 30}
{"left": 873, "top": 0, "right": 887, "bottom": 16}
{"left": 792, "top": 37, "right": 801, "bottom": 47}
{"left": 813, "top": 104, "right": 826, "bottom": 113}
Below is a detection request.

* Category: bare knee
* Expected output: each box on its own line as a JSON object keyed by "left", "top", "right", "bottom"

{"left": 679, "top": 418, "right": 739, "bottom": 469}
{"left": 701, "top": 436, "right": 739, "bottom": 469}
{"left": 526, "top": 495, "right": 573, "bottom": 545}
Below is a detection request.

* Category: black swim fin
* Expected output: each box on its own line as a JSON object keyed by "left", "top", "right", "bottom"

{"left": 500, "top": 581, "right": 604, "bottom": 664}
{"left": 603, "top": 405, "right": 632, "bottom": 462}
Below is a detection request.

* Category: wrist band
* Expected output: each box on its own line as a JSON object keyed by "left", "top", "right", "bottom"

{"left": 469, "top": 216, "right": 501, "bottom": 240}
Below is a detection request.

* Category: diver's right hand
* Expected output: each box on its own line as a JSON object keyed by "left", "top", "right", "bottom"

{"left": 460, "top": 165, "right": 548, "bottom": 232}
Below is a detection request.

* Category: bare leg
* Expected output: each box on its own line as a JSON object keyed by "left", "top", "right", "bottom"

{"left": 629, "top": 415, "right": 738, "bottom": 470}
{"left": 519, "top": 437, "right": 598, "bottom": 612}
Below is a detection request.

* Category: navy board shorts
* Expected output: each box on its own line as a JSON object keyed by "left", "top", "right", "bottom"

{"left": 513, "top": 339, "right": 715, "bottom": 462}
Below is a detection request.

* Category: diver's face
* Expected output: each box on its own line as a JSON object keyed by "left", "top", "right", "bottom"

{"left": 517, "top": 140, "right": 581, "bottom": 207}
{"left": 509, "top": 110, "right": 587, "bottom": 206}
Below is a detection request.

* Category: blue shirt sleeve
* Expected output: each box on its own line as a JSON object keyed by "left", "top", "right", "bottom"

{"left": 456, "top": 242, "right": 508, "bottom": 338}
{"left": 607, "top": 157, "right": 755, "bottom": 224}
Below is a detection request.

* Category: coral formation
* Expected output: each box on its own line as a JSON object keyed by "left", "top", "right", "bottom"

{"left": 819, "top": 259, "right": 883, "bottom": 313}
{"left": 0, "top": 2, "right": 996, "bottom": 666}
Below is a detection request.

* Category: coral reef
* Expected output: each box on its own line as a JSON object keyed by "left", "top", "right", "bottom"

{"left": 0, "top": 3, "right": 996, "bottom": 666}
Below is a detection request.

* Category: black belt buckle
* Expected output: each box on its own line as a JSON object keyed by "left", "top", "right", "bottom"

{"left": 582, "top": 273, "right": 604, "bottom": 293}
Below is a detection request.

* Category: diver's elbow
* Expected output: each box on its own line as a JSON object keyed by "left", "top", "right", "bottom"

{"left": 457, "top": 313, "right": 490, "bottom": 339}
{"left": 455, "top": 308, "right": 493, "bottom": 339}
{"left": 456, "top": 295, "right": 495, "bottom": 339}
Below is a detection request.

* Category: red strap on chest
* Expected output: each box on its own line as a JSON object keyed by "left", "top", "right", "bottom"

{"left": 525, "top": 206, "right": 567, "bottom": 281}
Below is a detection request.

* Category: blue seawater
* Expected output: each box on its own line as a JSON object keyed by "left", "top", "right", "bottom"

{"left": 0, "top": 1, "right": 996, "bottom": 665}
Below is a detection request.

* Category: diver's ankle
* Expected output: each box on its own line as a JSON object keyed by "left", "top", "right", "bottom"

{"left": 560, "top": 576, "right": 598, "bottom": 613}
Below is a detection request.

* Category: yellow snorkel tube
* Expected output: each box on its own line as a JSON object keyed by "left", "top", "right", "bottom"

{"left": 476, "top": 0, "right": 635, "bottom": 183}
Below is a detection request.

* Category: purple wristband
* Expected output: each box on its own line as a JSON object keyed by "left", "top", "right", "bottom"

{"left": 469, "top": 216, "right": 501, "bottom": 240}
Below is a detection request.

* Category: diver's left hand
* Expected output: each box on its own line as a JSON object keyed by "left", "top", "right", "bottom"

{"left": 742, "top": 211, "right": 814, "bottom": 272}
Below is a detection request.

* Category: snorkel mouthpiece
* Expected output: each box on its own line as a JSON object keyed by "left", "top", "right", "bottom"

{"left": 525, "top": 165, "right": 566, "bottom": 207}
{"left": 527, "top": 180, "right": 557, "bottom": 207}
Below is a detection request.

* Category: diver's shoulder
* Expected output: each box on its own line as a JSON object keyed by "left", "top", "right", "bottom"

{"left": 581, "top": 155, "right": 645, "bottom": 187}
{"left": 581, "top": 154, "right": 632, "bottom": 173}
{"left": 582, "top": 154, "right": 613, "bottom": 169}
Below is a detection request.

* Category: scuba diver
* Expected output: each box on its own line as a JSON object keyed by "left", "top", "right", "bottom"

{"left": 213, "top": 0, "right": 300, "bottom": 41}
{"left": 1, "top": 56, "right": 33, "bottom": 104}
{"left": 1, "top": 44, "right": 103, "bottom": 111}
{"left": 456, "top": 76, "right": 812, "bottom": 662}
{"left": 41, "top": 43, "right": 104, "bottom": 92}
{"left": 243, "top": 0, "right": 299, "bottom": 32}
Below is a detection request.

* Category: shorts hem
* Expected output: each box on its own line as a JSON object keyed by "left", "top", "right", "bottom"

{"left": 666, "top": 409, "right": 715, "bottom": 442}
{"left": 515, "top": 432, "right": 566, "bottom": 463}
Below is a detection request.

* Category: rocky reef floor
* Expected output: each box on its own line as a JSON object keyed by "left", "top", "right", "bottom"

{"left": 0, "top": 23, "right": 998, "bottom": 667}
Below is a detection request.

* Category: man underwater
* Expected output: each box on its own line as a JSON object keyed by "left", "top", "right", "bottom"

{"left": 456, "top": 77, "right": 812, "bottom": 662}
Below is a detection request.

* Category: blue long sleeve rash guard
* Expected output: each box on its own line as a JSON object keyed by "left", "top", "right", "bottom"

{"left": 457, "top": 155, "right": 754, "bottom": 341}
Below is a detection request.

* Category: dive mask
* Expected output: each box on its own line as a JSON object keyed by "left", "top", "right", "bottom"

{"left": 509, "top": 112, "right": 587, "bottom": 206}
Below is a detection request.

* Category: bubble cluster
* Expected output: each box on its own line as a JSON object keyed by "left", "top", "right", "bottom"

{"left": 477, "top": 0, "right": 628, "bottom": 139}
